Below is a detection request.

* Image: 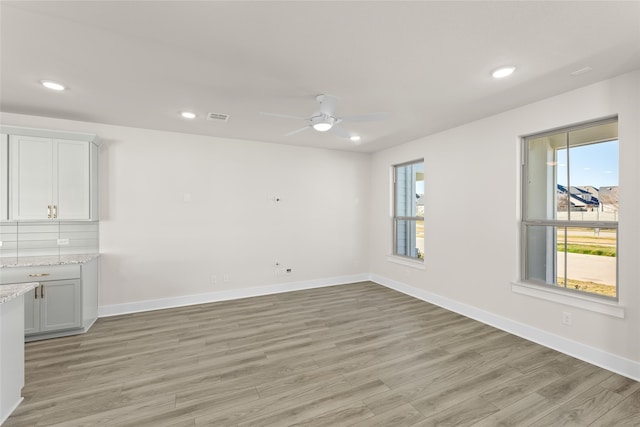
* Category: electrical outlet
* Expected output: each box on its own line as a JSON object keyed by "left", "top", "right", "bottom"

{"left": 562, "top": 311, "right": 572, "bottom": 326}
{"left": 211, "top": 275, "right": 217, "bottom": 285}
{"left": 286, "top": 268, "right": 292, "bottom": 274}
{"left": 223, "top": 274, "right": 230, "bottom": 283}
{"left": 57, "top": 238, "right": 69, "bottom": 245}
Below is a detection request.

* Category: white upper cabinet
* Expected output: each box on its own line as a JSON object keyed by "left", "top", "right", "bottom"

{"left": 2, "top": 126, "right": 98, "bottom": 221}
{"left": 55, "top": 139, "right": 91, "bottom": 220}
{"left": 10, "top": 135, "right": 55, "bottom": 220}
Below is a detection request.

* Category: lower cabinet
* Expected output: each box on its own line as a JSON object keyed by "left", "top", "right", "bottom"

{"left": 0, "top": 258, "right": 98, "bottom": 341}
{"left": 24, "top": 279, "right": 81, "bottom": 335}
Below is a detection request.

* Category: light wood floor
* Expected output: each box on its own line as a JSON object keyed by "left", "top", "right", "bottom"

{"left": 5, "top": 281, "right": 639, "bottom": 426}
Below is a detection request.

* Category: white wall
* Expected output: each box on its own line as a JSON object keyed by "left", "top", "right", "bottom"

{"left": 369, "top": 70, "right": 640, "bottom": 371}
{"left": 0, "top": 113, "right": 371, "bottom": 310}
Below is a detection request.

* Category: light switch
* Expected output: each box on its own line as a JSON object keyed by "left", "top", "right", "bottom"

{"left": 57, "top": 238, "right": 70, "bottom": 245}
{"left": 183, "top": 193, "right": 192, "bottom": 203}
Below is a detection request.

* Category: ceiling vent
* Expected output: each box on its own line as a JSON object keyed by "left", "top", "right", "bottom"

{"left": 207, "top": 112, "right": 230, "bottom": 122}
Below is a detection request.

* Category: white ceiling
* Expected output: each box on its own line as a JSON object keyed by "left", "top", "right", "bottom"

{"left": 1, "top": 1, "right": 639, "bottom": 153}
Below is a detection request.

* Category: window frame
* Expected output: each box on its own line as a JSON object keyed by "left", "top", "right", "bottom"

{"left": 520, "top": 117, "right": 619, "bottom": 300}
{"left": 392, "top": 159, "right": 424, "bottom": 262}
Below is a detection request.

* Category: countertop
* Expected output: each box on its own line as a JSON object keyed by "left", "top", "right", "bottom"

{"left": 0, "top": 282, "right": 38, "bottom": 304}
{"left": 0, "top": 254, "right": 99, "bottom": 269}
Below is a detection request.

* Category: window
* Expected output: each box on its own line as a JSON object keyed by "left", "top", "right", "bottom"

{"left": 393, "top": 160, "right": 424, "bottom": 260}
{"left": 522, "top": 118, "right": 619, "bottom": 299}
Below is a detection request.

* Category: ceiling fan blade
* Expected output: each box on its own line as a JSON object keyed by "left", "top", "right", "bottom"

{"left": 330, "top": 125, "right": 351, "bottom": 139}
{"left": 260, "top": 112, "right": 307, "bottom": 121}
{"left": 340, "top": 112, "right": 388, "bottom": 122}
{"left": 285, "top": 126, "right": 311, "bottom": 136}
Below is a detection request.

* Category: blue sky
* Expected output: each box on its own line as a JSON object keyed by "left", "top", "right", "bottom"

{"left": 414, "top": 139, "right": 618, "bottom": 193}
{"left": 556, "top": 140, "right": 619, "bottom": 188}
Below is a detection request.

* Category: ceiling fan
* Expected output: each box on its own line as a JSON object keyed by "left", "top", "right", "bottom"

{"left": 260, "top": 94, "right": 387, "bottom": 140}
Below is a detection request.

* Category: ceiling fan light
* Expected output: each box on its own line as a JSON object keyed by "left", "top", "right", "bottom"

{"left": 312, "top": 122, "right": 332, "bottom": 132}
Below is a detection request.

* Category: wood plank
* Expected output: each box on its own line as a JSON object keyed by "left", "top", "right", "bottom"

{"left": 531, "top": 385, "right": 624, "bottom": 426}
{"left": 3, "top": 281, "right": 636, "bottom": 427}
{"left": 589, "top": 388, "right": 640, "bottom": 427}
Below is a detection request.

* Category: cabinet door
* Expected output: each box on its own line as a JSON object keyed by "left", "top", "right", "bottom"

{"left": 24, "top": 285, "right": 40, "bottom": 335}
{"left": 9, "top": 135, "right": 54, "bottom": 220}
{"left": 39, "top": 279, "right": 81, "bottom": 332}
{"left": 55, "top": 140, "right": 90, "bottom": 220}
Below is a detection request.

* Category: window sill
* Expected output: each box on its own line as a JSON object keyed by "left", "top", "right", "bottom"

{"left": 386, "top": 255, "right": 425, "bottom": 270}
{"left": 511, "top": 281, "right": 625, "bottom": 318}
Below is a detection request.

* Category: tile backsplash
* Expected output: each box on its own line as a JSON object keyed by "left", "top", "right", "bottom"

{"left": 0, "top": 221, "right": 98, "bottom": 263}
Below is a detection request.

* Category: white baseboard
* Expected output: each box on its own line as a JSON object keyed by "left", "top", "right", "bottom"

{"left": 370, "top": 273, "right": 640, "bottom": 382}
{"left": 98, "top": 273, "right": 369, "bottom": 318}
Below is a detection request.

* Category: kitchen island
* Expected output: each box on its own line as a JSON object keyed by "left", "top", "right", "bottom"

{"left": 0, "top": 282, "right": 37, "bottom": 425}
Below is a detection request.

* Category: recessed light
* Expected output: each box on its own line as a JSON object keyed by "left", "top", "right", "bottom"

{"left": 350, "top": 135, "right": 361, "bottom": 142}
{"left": 491, "top": 66, "right": 516, "bottom": 79}
{"left": 180, "top": 111, "right": 196, "bottom": 119}
{"left": 40, "top": 80, "right": 66, "bottom": 91}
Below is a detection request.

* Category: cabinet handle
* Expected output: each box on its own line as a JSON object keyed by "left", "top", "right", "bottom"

{"left": 28, "top": 273, "right": 50, "bottom": 277}
{"left": 35, "top": 287, "right": 38, "bottom": 299}
{"left": 53, "top": 205, "right": 58, "bottom": 219}
{"left": 40, "top": 284, "right": 44, "bottom": 299}
{"left": 47, "top": 205, "right": 52, "bottom": 219}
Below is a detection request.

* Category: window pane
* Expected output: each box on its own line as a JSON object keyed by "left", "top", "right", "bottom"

{"left": 527, "top": 132, "right": 564, "bottom": 221}
{"left": 565, "top": 140, "right": 618, "bottom": 222}
{"left": 558, "top": 227, "right": 617, "bottom": 297}
{"left": 525, "top": 224, "right": 617, "bottom": 297}
{"left": 395, "top": 219, "right": 424, "bottom": 259}
{"left": 525, "top": 225, "right": 557, "bottom": 284}
{"left": 396, "top": 162, "right": 424, "bottom": 218}
{"left": 527, "top": 121, "right": 618, "bottom": 222}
